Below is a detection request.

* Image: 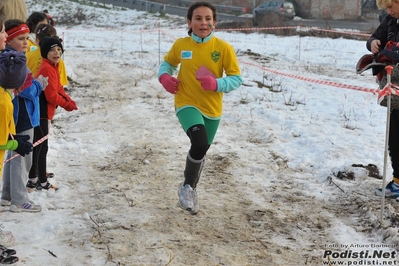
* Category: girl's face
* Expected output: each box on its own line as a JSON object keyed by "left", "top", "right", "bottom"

{"left": 386, "top": 1, "right": 399, "bottom": 18}
{"left": 7, "top": 32, "right": 29, "bottom": 52}
{"left": 188, "top": 6, "right": 215, "bottom": 39}
{"left": 0, "top": 25, "right": 7, "bottom": 50}
{"left": 46, "top": 45, "right": 62, "bottom": 64}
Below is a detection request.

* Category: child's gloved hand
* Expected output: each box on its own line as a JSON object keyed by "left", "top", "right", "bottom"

{"left": 64, "top": 101, "right": 78, "bottom": 111}
{"left": 36, "top": 75, "right": 49, "bottom": 90}
{"left": 159, "top": 74, "right": 180, "bottom": 94}
{"left": 13, "top": 135, "right": 33, "bottom": 157}
{"left": 196, "top": 76, "right": 217, "bottom": 91}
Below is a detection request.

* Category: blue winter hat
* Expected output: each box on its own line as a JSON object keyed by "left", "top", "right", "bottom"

{"left": 0, "top": 51, "right": 28, "bottom": 89}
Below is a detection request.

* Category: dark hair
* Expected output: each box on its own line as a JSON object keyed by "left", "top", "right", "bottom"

{"left": 186, "top": 2, "right": 217, "bottom": 36}
{"left": 26, "top": 12, "right": 48, "bottom": 32}
{"left": 35, "top": 23, "right": 57, "bottom": 42}
{"left": 43, "top": 10, "right": 48, "bottom": 13}
{"left": 0, "top": 18, "right": 5, "bottom": 32}
{"left": 5, "top": 19, "right": 25, "bottom": 32}
{"left": 53, "top": 35, "right": 63, "bottom": 43}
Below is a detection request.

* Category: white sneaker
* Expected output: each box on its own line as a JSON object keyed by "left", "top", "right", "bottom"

{"left": 376, "top": 180, "right": 399, "bottom": 197}
{"left": 0, "top": 200, "right": 10, "bottom": 206}
{"left": 10, "top": 202, "right": 42, "bottom": 213}
{"left": 178, "top": 183, "right": 199, "bottom": 215}
{"left": 2, "top": 199, "right": 34, "bottom": 207}
{"left": 178, "top": 183, "right": 194, "bottom": 209}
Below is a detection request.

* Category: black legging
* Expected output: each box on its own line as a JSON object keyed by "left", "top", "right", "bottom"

{"left": 390, "top": 109, "right": 399, "bottom": 178}
{"left": 29, "top": 119, "right": 48, "bottom": 183}
{"left": 186, "top": 124, "right": 210, "bottom": 160}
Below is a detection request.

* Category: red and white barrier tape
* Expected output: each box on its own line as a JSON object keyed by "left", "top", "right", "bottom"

{"left": 378, "top": 83, "right": 399, "bottom": 103}
{"left": 2, "top": 134, "right": 49, "bottom": 164}
{"left": 239, "top": 59, "right": 379, "bottom": 94}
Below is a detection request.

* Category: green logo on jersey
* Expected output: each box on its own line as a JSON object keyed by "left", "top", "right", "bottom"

{"left": 211, "top": 51, "right": 220, "bottom": 62}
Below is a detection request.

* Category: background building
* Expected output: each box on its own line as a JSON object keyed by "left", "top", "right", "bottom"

{"left": 230, "top": 0, "right": 378, "bottom": 20}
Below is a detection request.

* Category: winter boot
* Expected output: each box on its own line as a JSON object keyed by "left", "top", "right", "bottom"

{"left": 193, "top": 157, "right": 205, "bottom": 189}
{"left": 184, "top": 153, "right": 204, "bottom": 189}
{"left": 178, "top": 153, "right": 205, "bottom": 215}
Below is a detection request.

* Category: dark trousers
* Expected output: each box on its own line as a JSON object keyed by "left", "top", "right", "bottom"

{"left": 29, "top": 119, "right": 49, "bottom": 183}
{"left": 390, "top": 109, "right": 399, "bottom": 178}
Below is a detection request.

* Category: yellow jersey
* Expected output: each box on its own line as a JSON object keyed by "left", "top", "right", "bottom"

{"left": 163, "top": 35, "right": 241, "bottom": 118}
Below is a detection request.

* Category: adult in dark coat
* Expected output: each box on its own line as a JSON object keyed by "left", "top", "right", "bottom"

{"left": 0, "top": 0, "right": 27, "bottom": 21}
{"left": 369, "top": 0, "right": 399, "bottom": 198}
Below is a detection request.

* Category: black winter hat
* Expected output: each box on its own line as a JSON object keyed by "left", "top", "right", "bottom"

{"left": 0, "top": 51, "right": 28, "bottom": 89}
{"left": 39, "top": 36, "right": 64, "bottom": 58}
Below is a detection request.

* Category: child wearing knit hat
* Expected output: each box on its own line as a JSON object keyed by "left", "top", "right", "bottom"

{"left": 0, "top": 51, "right": 33, "bottom": 157}
{"left": 0, "top": 51, "right": 32, "bottom": 158}
{"left": 1, "top": 19, "right": 44, "bottom": 213}
{"left": 0, "top": 51, "right": 38, "bottom": 210}
{"left": 0, "top": 20, "right": 21, "bottom": 265}
{"left": 26, "top": 21, "right": 69, "bottom": 87}
{"left": 28, "top": 36, "right": 77, "bottom": 191}
{"left": 26, "top": 23, "right": 56, "bottom": 77}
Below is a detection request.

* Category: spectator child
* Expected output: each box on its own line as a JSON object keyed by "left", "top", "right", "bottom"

{"left": 158, "top": 2, "right": 242, "bottom": 215}
{"left": 0, "top": 50, "right": 28, "bottom": 266}
{"left": 25, "top": 24, "right": 68, "bottom": 182}
{"left": 0, "top": 19, "right": 30, "bottom": 265}
{"left": 26, "top": 22, "right": 68, "bottom": 87}
{"left": 26, "top": 11, "right": 48, "bottom": 53}
{"left": 1, "top": 19, "right": 43, "bottom": 212}
{"left": 28, "top": 36, "right": 77, "bottom": 191}
{"left": 26, "top": 23, "right": 56, "bottom": 77}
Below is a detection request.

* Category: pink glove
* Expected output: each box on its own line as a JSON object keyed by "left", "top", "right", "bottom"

{"left": 196, "top": 76, "right": 217, "bottom": 91}
{"left": 159, "top": 74, "right": 180, "bottom": 94}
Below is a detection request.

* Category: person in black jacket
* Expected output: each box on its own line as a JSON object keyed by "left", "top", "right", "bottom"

{"left": 369, "top": 0, "right": 399, "bottom": 197}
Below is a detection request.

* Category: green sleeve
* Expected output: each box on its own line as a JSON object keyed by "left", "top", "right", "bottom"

{"left": 0, "top": 140, "right": 18, "bottom": 150}
{"left": 216, "top": 75, "right": 242, "bottom": 93}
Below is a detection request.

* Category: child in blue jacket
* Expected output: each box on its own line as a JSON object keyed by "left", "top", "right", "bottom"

{"left": 1, "top": 19, "right": 45, "bottom": 212}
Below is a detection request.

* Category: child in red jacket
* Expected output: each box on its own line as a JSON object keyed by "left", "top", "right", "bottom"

{"left": 28, "top": 36, "right": 77, "bottom": 190}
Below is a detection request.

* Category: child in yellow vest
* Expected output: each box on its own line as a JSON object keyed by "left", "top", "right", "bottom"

{"left": 0, "top": 19, "right": 30, "bottom": 264}
{"left": 0, "top": 50, "right": 33, "bottom": 264}
{"left": 26, "top": 11, "right": 48, "bottom": 52}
